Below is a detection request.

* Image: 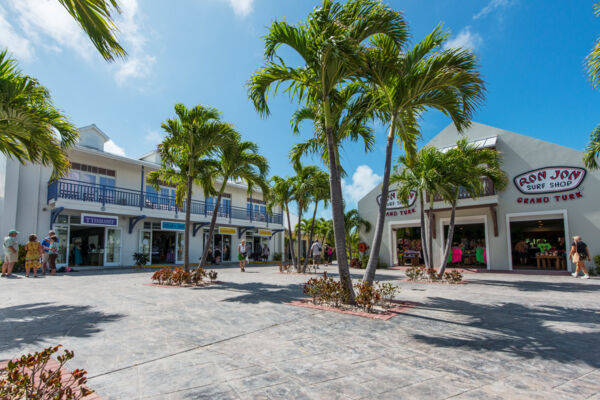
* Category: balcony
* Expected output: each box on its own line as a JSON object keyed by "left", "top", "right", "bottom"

{"left": 428, "top": 177, "right": 496, "bottom": 203}
{"left": 47, "top": 179, "right": 283, "bottom": 225}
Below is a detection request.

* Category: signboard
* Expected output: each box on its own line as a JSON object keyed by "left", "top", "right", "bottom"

{"left": 376, "top": 189, "right": 417, "bottom": 210}
{"left": 257, "top": 229, "right": 272, "bottom": 237}
{"left": 514, "top": 167, "right": 586, "bottom": 195}
{"left": 81, "top": 213, "right": 118, "bottom": 226}
{"left": 218, "top": 226, "right": 237, "bottom": 235}
{"left": 161, "top": 221, "right": 185, "bottom": 231}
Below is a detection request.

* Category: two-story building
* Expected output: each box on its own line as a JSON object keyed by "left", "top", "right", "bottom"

{"left": 0, "top": 125, "right": 285, "bottom": 268}
{"left": 358, "top": 122, "right": 600, "bottom": 272}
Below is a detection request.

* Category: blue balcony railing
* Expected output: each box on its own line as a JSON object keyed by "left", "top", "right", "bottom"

{"left": 47, "top": 179, "right": 283, "bottom": 225}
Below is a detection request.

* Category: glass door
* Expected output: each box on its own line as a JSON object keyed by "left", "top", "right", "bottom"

{"left": 139, "top": 230, "right": 152, "bottom": 265}
{"left": 105, "top": 228, "right": 122, "bottom": 266}
{"left": 176, "top": 232, "right": 184, "bottom": 264}
{"left": 54, "top": 225, "right": 70, "bottom": 267}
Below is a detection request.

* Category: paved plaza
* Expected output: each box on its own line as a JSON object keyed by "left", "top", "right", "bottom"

{"left": 1, "top": 264, "right": 599, "bottom": 399}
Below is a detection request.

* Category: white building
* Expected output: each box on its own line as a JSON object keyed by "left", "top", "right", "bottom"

{"left": 0, "top": 125, "right": 285, "bottom": 267}
{"left": 358, "top": 122, "right": 600, "bottom": 272}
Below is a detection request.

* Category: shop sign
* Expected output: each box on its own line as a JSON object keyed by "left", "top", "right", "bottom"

{"left": 81, "top": 213, "right": 118, "bottom": 226}
{"left": 377, "top": 189, "right": 417, "bottom": 210}
{"left": 161, "top": 221, "right": 185, "bottom": 231}
{"left": 257, "top": 229, "right": 272, "bottom": 236}
{"left": 517, "top": 191, "right": 584, "bottom": 204}
{"left": 513, "top": 167, "right": 586, "bottom": 194}
{"left": 218, "top": 226, "right": 237, "bottom": 235}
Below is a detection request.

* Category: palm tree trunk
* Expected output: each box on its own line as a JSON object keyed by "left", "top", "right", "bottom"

{"left": 438, "top": 200, "right": 457, "bottom": 276}
{"left": 323, "top": 101, "right": 354, "bottom": 303}
{"left": 419, "top": 191, "right": 430, "bottom": 269}
{"left": 285, "top": 202, "right": 296, "bottom": 266}
{"left": 303, "top": 203, "right": 319, "bottom": 270}
{"left": 428, "top": 199, "right": 435, "bottom": 269}
{"left": 363, "top": 127, "right": 395, "bottom": 285}
{"left": 200, "top": 185, "right": 226, "bottom": 267}
{"left": 296, "top": 204, "right": 303, "bottom": 272}
{"left": 184, "top": 176, "right": 193, "bottom": 273}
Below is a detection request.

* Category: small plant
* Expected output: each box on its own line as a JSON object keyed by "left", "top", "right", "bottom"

{"left": 273, "top": 252, "right": 282, "bottom": 261}
{"left": 405, "top": 266, "right": 425, "bottom": 281}
{"left": 350, "top": 257, "right": 363, "bottom": 268}
{"left": 151, "top": 267, "right": 173, "bottom": 285}
{"left": 208, "top": 270, "right": 218, "bottom": 282}
{"left": 376, "top": 281, "right": 398, "bottom": 306}
{"left": 354, "top": 281, "right": 381, "bottom": 313}
{"left": 171, "top": 267, "right": 190, "bottom": 286}
{"left": 303, "top": 277, "right": 322, "bottom": 304}
{"left": 443, "top": 270, "right": 463, "bottom": 284}
{"left": 132, "top": 252, "right": 149, "bottom": 266}
{"left": 426, "top": 268, "right": 440, "bottom": 281}
{"left": 191, "top": 267, "right": 206, "bottom": 284}
{"left": 0, "top": 345, "right": 93, "bottom": 399}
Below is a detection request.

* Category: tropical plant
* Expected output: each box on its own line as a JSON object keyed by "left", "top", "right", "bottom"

{"left": 344, "top": 209, "right": 371, "bottom": 262}
{"left": 132, "top": 252, "right": 148, "bottom": 266}
{"left": 584, "top": 3, "right": 600, "bottom": 168}
{"left": 268, "top": 176, "right": 297, "bottom": 266}
{"left": 436, "top": 139, "right": 507, "bottom": 276}
{"left": 0, "top": 50, "right": 78, "bottom": 178}
{"left": 147, "top": 104, "right": 236, "bottom": 272}
{"left": 248, "top": 0, "right": 408, "bottom": 302}
{"left": 199, "top": 135, "right": 269, "bottom": 267}
{"left": 302, "top": 169, "right": 330, "bottom": 270}
{"left": 362, "top": 25, "right": 485, "bottom": 285}
{"left": 584, "top": 124, "right": 600, "bottom": 170}
{"left": 291, "top": 164, "right": 321, "bottom": 271}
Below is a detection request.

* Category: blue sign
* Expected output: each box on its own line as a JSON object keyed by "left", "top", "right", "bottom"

{"left": 81, "top": 213, "right": 118, "bottom": 226}
{"left": 161, "top": 221, "right": 186, "bottom": 231}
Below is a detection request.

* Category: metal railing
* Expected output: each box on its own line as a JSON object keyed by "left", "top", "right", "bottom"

{"left": 427, "top": 177, "right": 496, "bottom": 202}
{"left": 48, "top": 179, "right": 283, "bottom": 225}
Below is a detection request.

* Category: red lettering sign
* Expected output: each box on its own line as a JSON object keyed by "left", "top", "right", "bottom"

{"left": 513, "top": 167, "right": 586, "bottom": 194}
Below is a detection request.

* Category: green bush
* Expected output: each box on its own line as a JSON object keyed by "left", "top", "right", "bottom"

{"left": 273, "top": 252, "right": 282, "bottom": 261}
{"left": 376, "top": 281, "right": 399, "bottom": 306}
{"left": 132, "top": 252, "right": 148, "bottom": 266}
{"left": 406, "top": 266, "right": 425, "bottom": 281}
{"left": 11, "top": 245, "right": 26, "bottom": 273}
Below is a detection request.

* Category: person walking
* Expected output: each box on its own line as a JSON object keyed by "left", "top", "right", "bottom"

{"left": 238, "top": 240, "right": 247, "bottom": 272}
{"left": 2, "top": 229, "right": 19, "bottom": 278}
{"left": 262, "top": 244, "right": 270, "bottom": 262}
{"left": 24, "top": 234, "right": 43, "bottom": 278}
{"left": 569, "top": 236, "right": 590, "bottom": 279}
{"left": 48, "top": 236, "right": 59, "bottom": 275}
{"left": 309, "top": 240, "right": 322, "bottom": 269}
{"left": 514, "top": 238, "right": 529, "bottom": 266}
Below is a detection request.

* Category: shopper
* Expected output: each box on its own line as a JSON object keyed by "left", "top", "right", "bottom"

{"left": 2, "top": 229, "right": 19, "bottom": 277}
{"left": 569, "top": 236, "right": 590, "bottom": 279}
{"left": 48, "top": 236, "right": 59, "bottom": 275}
{"left": 24, "top": 234, "right": 43, "bottom": 278}
{"left": 309, "top": 240, "right": 322, "bottom": 269}
{"left": 238, "top": 240, "right": 247, "bottom": 272}
{"left": 514, "top": 238, "right": 528, "bottom": 265}
{"left": 214, "top": 247, "right": 221, "bottom": 265}
{"left": 326, "top": 245, "right": 333, "bottom": 265}
{"left": 262, "top": 244, "right": 270, "bottom": 262}
{"left": 40, "top": 233, "right": 52, "bottom": 275}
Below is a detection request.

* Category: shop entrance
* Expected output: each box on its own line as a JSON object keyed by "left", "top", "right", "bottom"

{"left": 394, "top": 226, "right": 422, "bottom": 266}
{"left": 443, "top": 222, "right": 487, "bottom": 268}
{"left": 509, "top": 218, "right": 566, "bottom": 270}
{"left": 69, "top": 226, "right": 105, "bottom": 266}
{"left": 204, "top": 233, "right": 232, "bottom": 263}
{"left": 152, "top": 231, "right": 176, "bottom": 264}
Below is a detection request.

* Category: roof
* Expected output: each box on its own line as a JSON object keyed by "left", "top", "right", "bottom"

{"left": 438, "top": 136, "right": 498, "bottom": 153}
{"left": 78, "top": 124, "right": 110, "bottom": 141}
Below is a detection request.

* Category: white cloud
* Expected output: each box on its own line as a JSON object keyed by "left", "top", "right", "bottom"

{"left": 444, "top": 26, "right": 483, "bottom": 51}
{"left": 473, "top": 0, "right": 514, "bottom": 20}
{"left": 144, "top": 130, "right": 163, "bottom": 144}
{"left": 341, "top": 165, "right": 382, "bottom": 205}
{"left": 104, "top": 140, "right": 126, "bottom": 156}
{"left": 227, "top": 0, "right": 254, "bottom": 17}
{"left": 0, "top": 6, "right": 34, "bottom": 61}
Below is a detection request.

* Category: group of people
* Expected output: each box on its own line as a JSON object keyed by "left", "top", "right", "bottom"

{"left": 2, "top": 229, "right": 60, "bottom": 278}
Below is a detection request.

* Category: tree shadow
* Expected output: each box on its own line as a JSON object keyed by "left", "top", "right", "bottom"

{"left": 470, "top": 279, "right": 600, "bottom": 293}
{"left": 193, "top": 281, "right": 304, "bottom": 305}
{"left": 0, "top": 303, "right": 124, "bottom": 353}
{"left": 408, "top": 297, "right": 600, "bottom": 367}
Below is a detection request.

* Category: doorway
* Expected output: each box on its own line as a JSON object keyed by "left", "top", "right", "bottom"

{"left": 442, "top": 222, "right": 487, "bottom": 268}
{"left": 152, "top": 231, "right": 176, "bottom": 264}
{"left": 69, "top": 226, "right": 105, "bottom": 266}
{"left": 509, "top": 218, "right": 566, "bottom": 270}
{"left": 394, "top": 226, "right": 422, "bottom": 266}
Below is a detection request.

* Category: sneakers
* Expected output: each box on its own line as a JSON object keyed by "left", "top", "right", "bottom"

{"left": 571, "top": 272, "right": 578, "bottom": 277}
{"left": 582, "top": 274, "right": 590, "bottom": 279}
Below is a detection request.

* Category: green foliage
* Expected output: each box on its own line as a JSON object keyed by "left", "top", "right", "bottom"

{"left": 405, "top": 266, "right": 463, "bottom": 283}
{"left": 376, "top": 281, "right": 399, "bottom": 306}
{"left": 405, "top": 266, "right": 425, "bottom": 281}
{"left": 302, "top": 272, "right": 349, "bottom": 307}
{"left": 132, "top": 252, "right": 148, "bottom": 266}
{"left": 354, "top": 282, "right": 381, "bottom": 313}
{"left": 273, "top": 252, "right": 282, "bottom": 261}
{"left": 0, "top": 345, "right": 93, "bottom": 399}
{"left": 12, "top": 245, "right": 26, "bottom": 273}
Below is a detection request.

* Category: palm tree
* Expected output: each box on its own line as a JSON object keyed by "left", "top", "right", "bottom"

{"left": 584, "top": 125, "right": 600, "bottom": 169}
{"left": 0, "top": 50, "right": 78, "bottom": 178}
{"left": 268, "top": 176, "right": 297, "bottom": 265}
{"left": 344, "top": 209, "right": 371, "bottom": 263}
{"left": 248, "top": 0, "right": 407, "bottom": 301}
{"left": 437, "top": 139, "right": 507, "bottom": 276}
{"left": 587, "top": 2, "right": 600, "bottom": 89}
{"left": 58, "top": 0, "right": 126, "bottom": 61}
{"left": 147, "top": 104, "right": 236, "bottom": 272}
{"left": 199, "top": 136, "right": 269, "bottom": 267}
{"left": 302, "top": 169, "right": 330, "bottom": 270}
{"left": 362, "top": 26, "right": 485, "bottom": 285}
{"left": 291, "top": 164, "right": 320, "bottom": 271}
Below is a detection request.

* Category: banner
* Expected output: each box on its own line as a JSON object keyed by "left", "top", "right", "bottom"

{"left": 257, "top": 229, "right": 272, "bottom": 236}
{"left": 218, "top": 226, "right": 237, "bottom": 235}
{"left": 376, "top": 189, "right": 417, "bottom": 210}
{"left": 161, "top": 221, "right": 185, "bottom": 231}
{"left": 514, "top": 167, "right": 586, "bottom": 194}
{"left": 81, "top": 213, "right": 118, "bottom": 226}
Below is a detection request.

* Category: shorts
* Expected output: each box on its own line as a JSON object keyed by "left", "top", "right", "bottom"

{"left": 313, "top": 255, "right": 321, "bottom": 264}
{"left": 42, "top": 253, "right": 49, "bottom": 262}
{"left": 4, "top": 251, "right": 17, "bottom": 263}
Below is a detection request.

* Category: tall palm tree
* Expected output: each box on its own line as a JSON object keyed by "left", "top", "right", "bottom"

{"left": 344, "top": 209, "right": 371, "bottom": 263}
{"left": 58, "top": 0, "right": 126, "bottom": 61}
{"left": 248, "top": 0, "right": 408, "bottom": 301}
{"left": 0, "top": 50, "right": 78, "bottom": 178}
{"left": 268, "top": 176, "right": 296, "bottom": 265}
{"left": 147, "top": 104, "right": 236, "bottom": 272}
{"left": 302, "top": 169, "right": 330, "bottom": 270}
{"left": 362, "top": 27, "right": 485, "bottom": 285}
{"left": 584, "top": 125, "right": 600, "bottom": 169}
{"left": 291, "top": 164, "right": 320, "bottom": 271}
{"left": 585, "top": 4, "right": 600, "bottom": 169}
{"left": 199, "top": 136, "right": 269, "bottom": 267}
{"left": 437, "top": 139, "right": 507, "bottom": 275}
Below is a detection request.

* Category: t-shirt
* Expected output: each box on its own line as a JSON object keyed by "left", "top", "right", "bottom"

{"left": 3, "top": 236, "right": 18, "bottom": 254}
{"left": 572, "top": 241, "right": 587, "bottom": 256}
{"left": 41, "top": 237, "right": 51, "bottom": 253}
{"left": 49, "top": 242, "right": 59, "bottom": 255}
{"left": 311, "top": 242, "right": 322, "bottom": 256}
{"left": 538, "top": 243, "right": 552, "bottom": 252}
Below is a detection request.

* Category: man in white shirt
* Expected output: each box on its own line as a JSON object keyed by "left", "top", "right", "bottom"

{"left": 309, "top": 240, "right": 322, "bottom": 269}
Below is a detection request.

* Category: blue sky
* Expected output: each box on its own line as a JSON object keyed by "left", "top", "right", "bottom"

{"left": 1, "top": 0, "right": 599, "bottom": 213}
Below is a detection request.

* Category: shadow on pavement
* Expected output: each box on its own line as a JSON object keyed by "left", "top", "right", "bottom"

{"left": 470, "top": 279, "right": 600, "bottom": 293}
{"left": 0, "top": 302, "right": 124, "bottom": 353}
{"left": 194, "top": 281, "right": 304, "bottom": 304}
{"left": 409, "top": 297, "right": 600, "bottom": 368}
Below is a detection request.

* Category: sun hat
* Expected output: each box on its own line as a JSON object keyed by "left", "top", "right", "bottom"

{"left": 8, "top": 229, "right": 18, "bottom": 235}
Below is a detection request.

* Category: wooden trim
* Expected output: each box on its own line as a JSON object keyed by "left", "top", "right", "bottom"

{"left": 490, "top": 205, "right": 499, "bottom": 237}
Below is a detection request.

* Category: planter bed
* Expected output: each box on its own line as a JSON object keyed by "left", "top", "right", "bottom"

{"left": 144, "top": 281, "right": 223, "bottom": 289}
{"left": 286, "top": 298, "right": 419, "bottom": 321}
{"left": 402, "top": 279, "right": 469, "bottom": 285}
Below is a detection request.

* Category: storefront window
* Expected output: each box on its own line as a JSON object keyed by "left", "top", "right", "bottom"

{"left": 443, "top": 223, "right": 486, "bottom": 267}
{"left": 105, "top": 229, "right": 121, "bottom": 264}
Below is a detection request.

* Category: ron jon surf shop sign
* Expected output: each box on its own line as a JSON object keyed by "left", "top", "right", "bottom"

{"left": 377, "top": 189, "right": 417, "bottom": 216}
{"left": 514, "top": 166, "right": 586, "bottom": 204}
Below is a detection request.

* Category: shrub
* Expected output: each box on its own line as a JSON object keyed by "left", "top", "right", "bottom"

{"left": 302, "top": 272, "right": 349, "bottom": 306}
{"left": 350, "top": 257, "right": 363, "bottom": 268}
{"left": 273, "top": 252, "right": 282, "bottom": 261}
{"left": 443, "top": 270, "right": 463, "bottom": 284}
{"left": 354, "top": 281, "right": 381, "bottom": 313}
{"left": 12, "top": 245, "right": 26, "bottom": 273}
{"left": 376, "top": 281, "right": 399, "bottom": 306}
{"left": 171, "top": 267, "right": 190, "bottom": 285}
{"left": 151, "top": 267, "right": 172, "bottom": 285}
{"left": 132, "top": 252, "right": 149, "bottom": 266}
{"left": 405, "top": 266, "right": 425, "bottom": 281}
{"left": 303, "top": 277, "right": 323, "bottom": 304}
{"left": 426, "top": 268, "right": 440, "bottom": 281}
{"left": 191, "top": 267, "right": 206, "bottom": 284}
{"left": 0, "top": 345, "right": 93, "bottom": 399}
{"left": 208, "top": 270, "right": 218, "bottom": 282}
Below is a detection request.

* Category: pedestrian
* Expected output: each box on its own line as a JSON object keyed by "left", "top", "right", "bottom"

{"left": 238, "top": 240, "right": 247, "bottom": 272}
{"left": 24, "top": 234, "right": 43, "bottom": 278}
{"left": 214, "top": 247, "right": 221, "bottom": 264}
{"left": 262, "top": 244, "right": 270, "bottom": 262}
{"left": 40, "top": 232, "right": 52, "bottom": 275}
{"left": 514, "top": 238, "right": 528, "bottom": 266}
{"left": 2, "top": 229, "right": 19, "bottom": 277}
{"left": 48, "top": 236, "right": 59, "bottom": 275}
{"left": 569, "top": 236, "right": 590, "bottom": 279}
{"left": 326, "top": 245, "right": 333, "bottom": 265}
{"left": 309, "top": 240, "right": 322, "bottom": 269}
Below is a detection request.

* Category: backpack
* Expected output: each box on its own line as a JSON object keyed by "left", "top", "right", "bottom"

{"left": 576, "top": 241, "right": 587, "bottom": 257}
